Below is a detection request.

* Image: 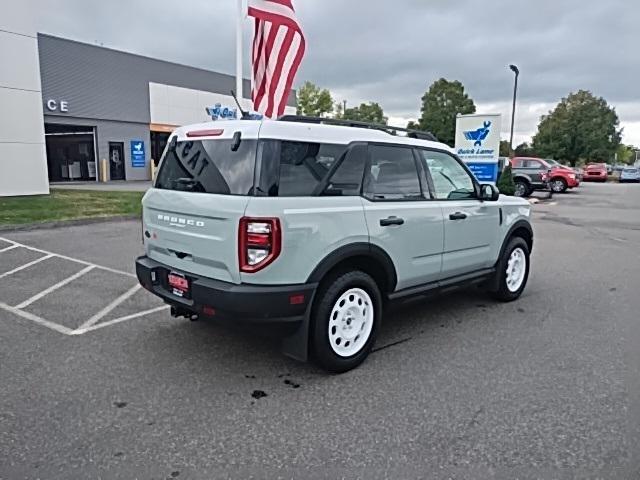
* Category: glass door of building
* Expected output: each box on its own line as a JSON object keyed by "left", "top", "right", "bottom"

{"left": 109, "top": 142, "right": 126, "bottom": 181}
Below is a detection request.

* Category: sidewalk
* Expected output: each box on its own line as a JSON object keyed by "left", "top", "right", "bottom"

{"left": 50, "top": 181, "right": 152, "bottom": 192}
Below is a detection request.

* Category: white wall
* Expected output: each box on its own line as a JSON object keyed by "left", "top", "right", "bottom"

{"left": 0, "top": 0, "right": 49, "bottom": 196}
{"left": 149, "top": 82, "right": 296, "bottom": 126}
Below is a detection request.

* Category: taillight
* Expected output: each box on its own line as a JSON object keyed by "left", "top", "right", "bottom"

{"left": 238, "top": 217, "right": 281, "bottom": 273}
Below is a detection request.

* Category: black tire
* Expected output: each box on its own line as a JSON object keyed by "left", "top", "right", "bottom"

{"left": 550, "top": 177, "right": 568, "bottom": 193}
{"left": 490, "top": 237, "right": 530, "bottom": 302}
{"left": 514, "top": 180, "right": 531, "bottom": 198}
{"left": 310, "top": 270, "right": 382, "bottom": 373}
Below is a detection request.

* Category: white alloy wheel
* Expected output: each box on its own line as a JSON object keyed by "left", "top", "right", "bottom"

{"left": 505, "top": 247, "right": 527, "bottom": 293}
{"left": 328, "top": 288, "right": 374, "bottom": 357}
{"left": 551, "top": 179, "right": 566, "bottom": 192}
{"left": 514, "top": 182, "right": 528, "bottom": 197}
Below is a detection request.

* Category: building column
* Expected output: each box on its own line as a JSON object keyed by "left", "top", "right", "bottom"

{"left": 0, "top": 0, "right": 49, "bottom": 196}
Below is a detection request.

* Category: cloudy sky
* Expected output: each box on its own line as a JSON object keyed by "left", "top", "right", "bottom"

{"left": 36, "top": 0, "right": 640, "bottom": 146}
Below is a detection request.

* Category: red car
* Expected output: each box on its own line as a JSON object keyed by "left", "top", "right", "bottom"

{"left": 544, "top": 159, "right": 581, "bottom": 193}
{"left": 582, "top": 163, "right": 608, "bottom": 182}
{"left": 511, "top": 157, "right": 580, "bottom": 194}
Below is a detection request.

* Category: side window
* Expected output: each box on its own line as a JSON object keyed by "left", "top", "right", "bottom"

{"left": 323, "top": 144, "right": 367, "bottom": 196}
{"left": 364, "top": 145, "right": 422, "bottom": 200}
{"left": 258, "top": 141, "right": 346, "bottom": 197}
{"left": 511, "top": 159, "right": 522, "bottom": 168}
{"left": 418, "top": 150, "right": 476, "bottom": 200}
{"left": 525, "top": 160, "right": 542, "bottom": 169}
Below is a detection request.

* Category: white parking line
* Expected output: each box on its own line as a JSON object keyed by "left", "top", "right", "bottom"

{"left": 0, "top": 301, "right": 75, "bottom": 335}
{"left": 0, "top": 237, "right": 136, "bottom": 278}
{"left": 72, "top": 305, "right": 169, "bottom": 335}
{"left": 0, "top": 254, "right": 54, "bottom": 280}
{"left": 14, "top": 265, "right": 95, "bottom": 309}
{"left": 0, "top": 244, "right": 19, "bottom": 253}
{"left": 75, "top": 284, "right": 142, "bottom": 331}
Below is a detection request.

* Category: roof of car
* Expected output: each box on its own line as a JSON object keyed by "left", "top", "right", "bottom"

{"left": 172, "top": 119, "right": 453, "bottom": 153}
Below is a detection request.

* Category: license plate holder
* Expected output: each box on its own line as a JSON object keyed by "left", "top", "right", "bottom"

{"left": 168, "top": 272, "right": 190, "bottom": 297}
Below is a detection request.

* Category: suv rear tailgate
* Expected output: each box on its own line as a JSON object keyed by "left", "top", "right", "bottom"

{"left": 143, "top": 188, "right": 249, "bottom": 284}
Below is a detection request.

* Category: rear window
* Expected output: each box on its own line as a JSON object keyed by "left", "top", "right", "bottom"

{"left": 155, "top": 139, "right": 257, "bottom": 195}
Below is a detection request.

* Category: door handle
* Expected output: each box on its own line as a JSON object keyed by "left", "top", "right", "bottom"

{"left": 380, "top": 216, "right": 405, "bottom": 227}
{"left": 449, "top": 212, "right": 467, "bottom": 221}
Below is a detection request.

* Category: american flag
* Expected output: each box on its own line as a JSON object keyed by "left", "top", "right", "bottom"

{"left": 249, "top": 0, "right": 306, "bottom": 118}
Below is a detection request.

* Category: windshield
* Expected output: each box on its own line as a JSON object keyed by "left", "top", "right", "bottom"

{"left": 155, "top": 139, "right": 258, "bottom": 195}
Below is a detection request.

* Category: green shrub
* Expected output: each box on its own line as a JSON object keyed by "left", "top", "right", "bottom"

{"left": 497, "top": 164, "right": 516, "bottom": 196}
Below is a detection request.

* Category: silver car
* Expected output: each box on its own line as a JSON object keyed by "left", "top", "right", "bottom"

{"left": 136, "top": 117, "right": 534, "bottom": 372}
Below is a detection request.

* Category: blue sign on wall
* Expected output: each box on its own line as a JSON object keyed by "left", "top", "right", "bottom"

{"left": 131, "top": 140, "right": 145, "bottom": 168}
{"left": 467, "top": 162, "right": 498, "bottom": 183}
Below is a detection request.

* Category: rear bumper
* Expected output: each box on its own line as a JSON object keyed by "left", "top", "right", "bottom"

{"left": 136, "top": 256, "right": 316, "bottom": 324}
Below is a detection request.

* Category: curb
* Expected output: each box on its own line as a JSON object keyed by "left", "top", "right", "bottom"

{"left": 0, "top": 215, "right": 140, "bottom": 233}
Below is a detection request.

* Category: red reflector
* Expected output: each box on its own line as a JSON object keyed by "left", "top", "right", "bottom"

{"left": 186, "top": 128, "right": 224, "bottom": 138}
{"left": 289, "top": 294, "right": 305, "bottom": 305}
{"left": 202, "top": 306, "right": 216, "bottom": 316}
{"left": 246, "top": 232, "right": 270, "bottom": 246}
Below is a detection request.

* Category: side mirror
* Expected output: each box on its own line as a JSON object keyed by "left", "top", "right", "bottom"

{"left": 480, "top": 183, "right": 500, "bottom": 201}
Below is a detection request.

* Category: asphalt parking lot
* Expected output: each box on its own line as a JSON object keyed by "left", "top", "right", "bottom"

{"left": 1, "top": 183, "right": 639, "bottom": 479}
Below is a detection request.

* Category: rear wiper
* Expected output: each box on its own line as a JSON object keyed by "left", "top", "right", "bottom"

{"left": 174, "top": 178, "right": 201, "bottom": 191}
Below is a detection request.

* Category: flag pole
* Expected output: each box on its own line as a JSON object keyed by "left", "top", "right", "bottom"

{"left": 235, "top": 0, "right": 244, "bottom": 102}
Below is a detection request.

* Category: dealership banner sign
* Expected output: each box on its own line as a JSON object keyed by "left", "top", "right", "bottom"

{"left": 454, "top": 113, "right": 502, "bottom": 183}
{"left": 131, "top": 140, "right": 146, "bottom": 168}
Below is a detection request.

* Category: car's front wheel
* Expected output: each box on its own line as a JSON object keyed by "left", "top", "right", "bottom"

{"left": 490, "top": 237, "right": 530, "bottom": 302}
{"left": 550, "top": 178, "right": 568, "bottom": 193}
{"left": 310, "top": 270, "right": 382, "bottom": 373}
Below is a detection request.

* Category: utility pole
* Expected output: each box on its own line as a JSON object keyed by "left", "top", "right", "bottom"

{"left": 508, "top": 64, "right": 520, "bottom": 155}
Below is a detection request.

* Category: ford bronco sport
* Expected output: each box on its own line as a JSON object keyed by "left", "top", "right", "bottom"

{"left": 136, "top": 116, "right": 533, "bottom": 373}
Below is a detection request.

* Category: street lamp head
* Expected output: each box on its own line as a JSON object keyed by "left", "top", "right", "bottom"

{"left": 509, "top": 64, "right": 520, "bottom": 75}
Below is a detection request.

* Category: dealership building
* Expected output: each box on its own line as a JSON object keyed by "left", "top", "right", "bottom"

{"left": 0, "top": 3, "right": 296, "bottom": 196}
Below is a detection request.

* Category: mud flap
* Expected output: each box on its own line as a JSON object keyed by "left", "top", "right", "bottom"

{"left": 280, "top": 292, "right": 316, "bottom": 362}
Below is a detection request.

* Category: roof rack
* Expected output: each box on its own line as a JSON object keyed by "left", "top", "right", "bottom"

{"left": 277, "top": 115, "right": 439, "bottom": 142}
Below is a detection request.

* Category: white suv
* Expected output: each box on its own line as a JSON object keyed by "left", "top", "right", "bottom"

{"left": 136, "top": 117, "right": 533, "bottom": 372}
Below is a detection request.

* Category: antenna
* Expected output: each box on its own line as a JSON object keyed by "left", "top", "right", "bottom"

{"left": 230, "top": 90, "right": 250, "bottom": 119}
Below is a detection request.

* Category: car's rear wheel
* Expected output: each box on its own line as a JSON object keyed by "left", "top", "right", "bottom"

{"left": 551, "top": 178, "right": 568, "bottom": 193}
{"left": 310, "top": 270, "right": 382, "bottom": 373}
{"left": 490, "top": 237, "right": 530, "bottom": 302}
{"left": 514, "top": 180, "right": 530, "bottom": 197}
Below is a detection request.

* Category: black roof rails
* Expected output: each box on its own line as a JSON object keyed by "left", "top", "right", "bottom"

{"left": 277, "top": 115, "right": 439, "bottom": 142}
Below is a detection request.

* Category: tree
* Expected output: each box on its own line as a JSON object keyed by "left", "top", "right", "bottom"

{"left": 497, "top": 164, "right": 516, "bottom": 196}
{"left": 296, "top": 81, "right": 334, "bottom": 117}
{"left": 616, "top": 144, "right": 636, "bottom": 165}
{"left": 499, "top": 140, "right": 511, "bottom": 157}
{"left": 341, "top": 102, "right": 387, "bottom": 124}
{"left": 515, "top": 142, "right": 536, "bottom": 157}
{"left": 531, "top": 90, "right": 622, "bottom": 166}
{"left": 406, "top": 120, "right": 419, "bottom": 130}
{"left": 416, "top": 78, "right": 476, "bottom": 146}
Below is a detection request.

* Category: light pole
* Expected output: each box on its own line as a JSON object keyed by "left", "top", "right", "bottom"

{"left": 508, "top": 64, "right": 520, "bottom": 155}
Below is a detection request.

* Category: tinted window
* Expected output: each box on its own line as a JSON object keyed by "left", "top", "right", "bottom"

{"left": 258, "top": 141, "right": 347, "bottom": 197}
{"left": 155, "top": 139, "right": 257, "bottom": 195}
{"left": 419, "top": 150, "right": 476, "bottom": 200}
{"left": 524, "top": 159, "right": 543, "bottom": 169}
{"left": 364, "top": 145, "right": 422, "bottom": 200}
{"left": 323, "top": 144, "right": 367, "bottom": 196}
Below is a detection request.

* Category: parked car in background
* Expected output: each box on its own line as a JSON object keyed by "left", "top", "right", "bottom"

{"left": 544, "top": 159, "right": 580, "bottom": 193}
{"left": 583, "top": 163, "right": 608, "bottom": 182}
{"left": 510, "top": 157, "right": 551, "bottom": 197}
{"left": 619, "top": 166, "right": 640, "bottom": 183}
{"left": 573, "top": 167, "right": 584, "bottom": 181}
